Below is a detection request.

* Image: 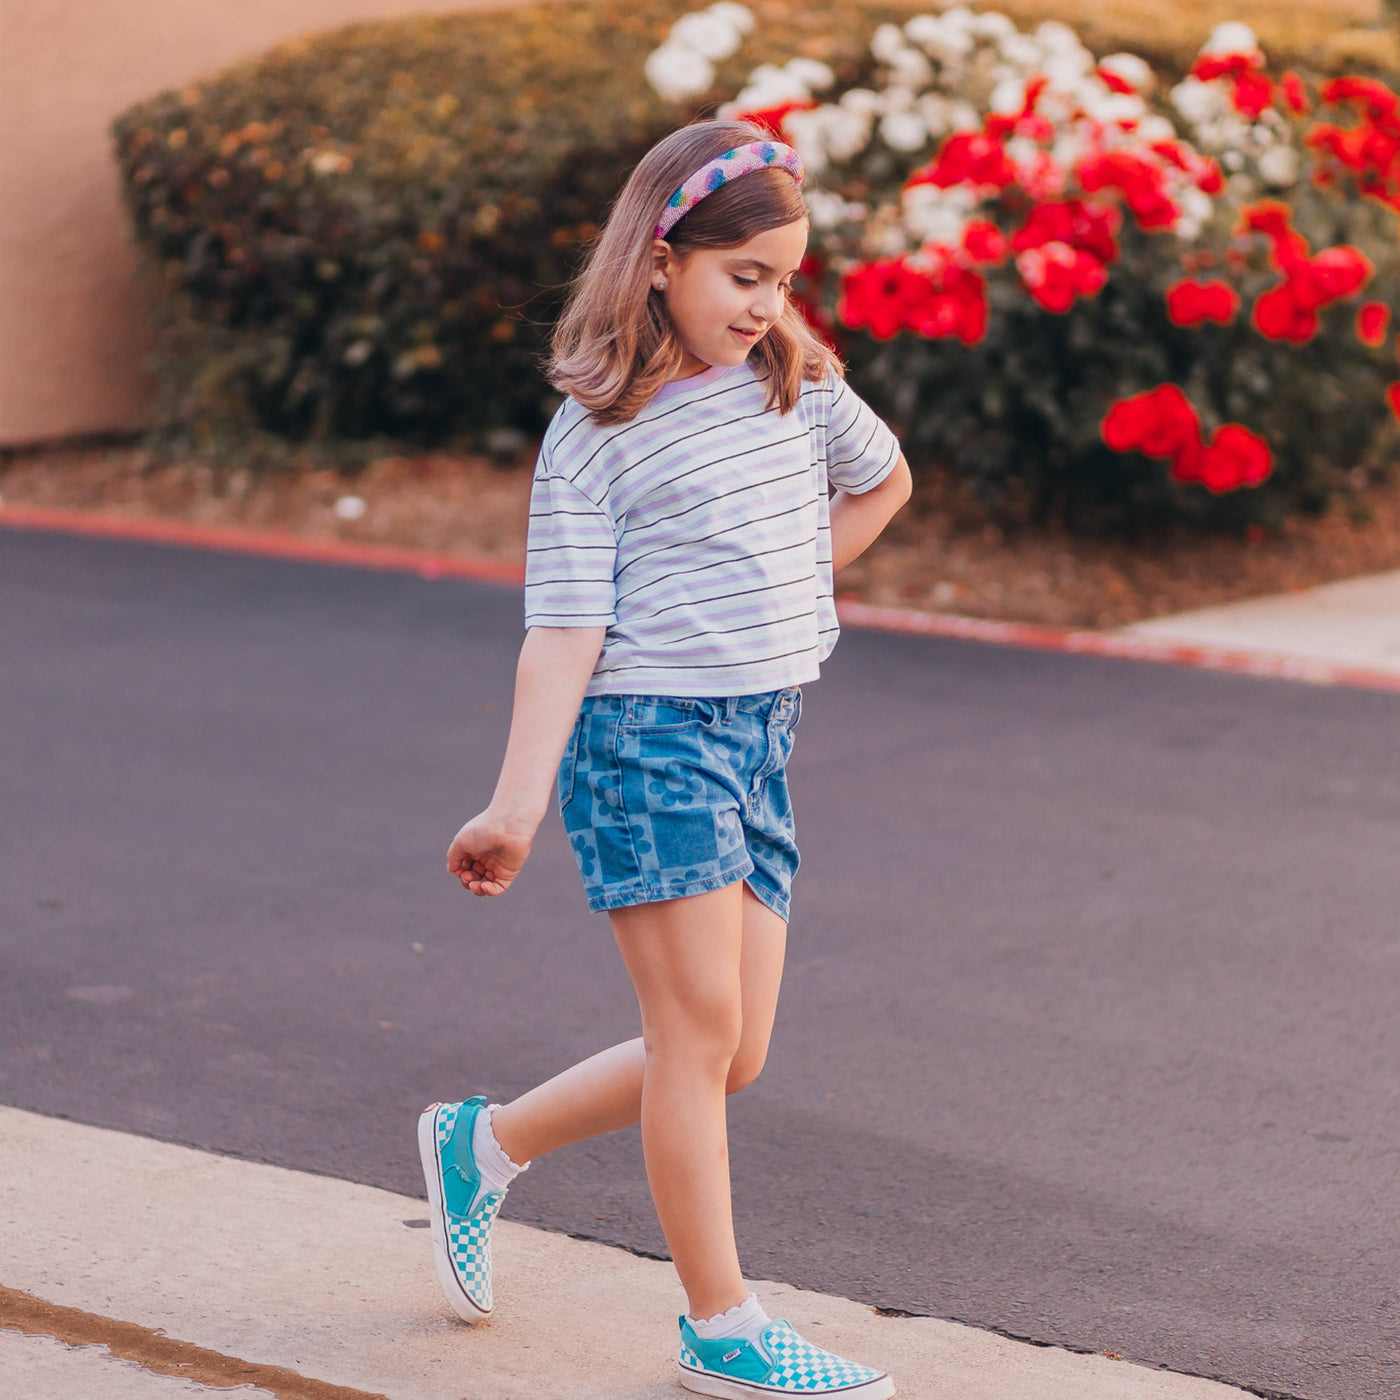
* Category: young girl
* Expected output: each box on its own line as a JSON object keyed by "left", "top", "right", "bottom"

{"left": 420, "top": 118, "right": 912, "bottom": 1398}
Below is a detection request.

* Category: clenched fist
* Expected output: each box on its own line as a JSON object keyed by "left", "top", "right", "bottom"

{"left": 446, "top": 810, "right": 535, "bottom": 897}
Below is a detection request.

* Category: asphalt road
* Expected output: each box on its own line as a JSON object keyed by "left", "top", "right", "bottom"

{"left": 3, "top": 528, "right": 1397, "bottom": 1400}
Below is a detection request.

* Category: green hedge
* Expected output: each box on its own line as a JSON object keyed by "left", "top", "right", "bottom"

{"left": 111, "top": 0, "right": 903, "bottom": 453}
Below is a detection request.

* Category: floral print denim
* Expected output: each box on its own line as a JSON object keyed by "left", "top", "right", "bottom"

{"left": 556, "top": 688, "right": 802, "bottom": 920}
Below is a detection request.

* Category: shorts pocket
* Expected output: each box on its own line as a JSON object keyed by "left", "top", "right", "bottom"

{"left": 619, "top": 696, "right": 709, "bottom": 734}
{"left": 557, "top": 720, "right": 582, "bottom": 810}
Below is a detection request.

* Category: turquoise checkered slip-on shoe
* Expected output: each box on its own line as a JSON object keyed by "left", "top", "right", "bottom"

{"left": 678, "top": 1316, "right": 895, "bottom": 1397}
{"left": 418, "top": 1097, "right": 505, "bottom": 1320}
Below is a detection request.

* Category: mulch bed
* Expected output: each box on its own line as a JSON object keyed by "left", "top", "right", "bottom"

{"left": 5, "top": 440, "right": 1400, "bottom": 628}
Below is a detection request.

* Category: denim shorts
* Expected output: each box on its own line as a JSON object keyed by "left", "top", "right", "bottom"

{"left": 556, "top": 687, "right": 802, "bottom": 920}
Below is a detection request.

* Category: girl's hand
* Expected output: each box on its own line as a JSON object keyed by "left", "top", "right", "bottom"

{"left": 446, "top": 810, "right": 534, "bottom": 897}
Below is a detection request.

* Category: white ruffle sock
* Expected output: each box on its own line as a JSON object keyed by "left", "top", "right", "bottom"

{"left": 687, "top": 1291, "right": 772, "bottom": 1343}
{"left": 471, "top": 1102, "right": 530, "bottom": 1194}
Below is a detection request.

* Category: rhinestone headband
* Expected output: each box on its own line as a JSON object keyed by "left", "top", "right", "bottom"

{"left": 654, "top": 140, "right": 805, "bottom": 241}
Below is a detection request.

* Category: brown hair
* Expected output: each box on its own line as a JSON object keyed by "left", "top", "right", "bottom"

{"left": 545, "top": 120, "right": 844, "bottom": 424}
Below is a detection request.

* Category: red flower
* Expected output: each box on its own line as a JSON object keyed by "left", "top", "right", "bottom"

{"left": 1165, "top": 278, "right": 1240, "bottom": 326}
{"left": 1148, "top": 139, "right": 1225, "bottom": 195}
{"left": 1199, "top": 424, "right": 1273, "bottom": 493}
{"left": 1097, "top": 67, "right": 1137, "bottom": 96}
{"left": 837, "top": 258, "right": 922, "bottom": 341}
{"left": 1357, "top": 301, "right": 1391, "bottom": 346}
{"left": 1236, "top": 200, "right": 1311, "bottom": 265}
{"left": 1101, "top": 384, "right": 1201, "bottom": 468}
{"left": 961, "top": 219, "right": 1008, "bottom": 265}
{"left": 1010, "top": 198, "right": 1120, "bottom": 263}
{"left": 1016, "top": 241, "right": 1106, "bottom": 313}
{"left": 1076, "top": 150, "right": 1180, "bottom": 229}
{"left": 1293, "top": 245, "right": 1373, "bottom": 306}
{"left": 1280, "top": 71, "right": 1309, "bottom": 115}
{"left": 1251, "top": 284, "right": 1319, "bottom": 343}
{"left": 1320, "top": 76, "right": 1400, "bottom": 120}
{"left": 731, "top": 100, "right": 819, "bottom": 141}
{"left": 1386, "top": 382, "right": 1400, "bottom": 420}
{"left": 1191, "top": 51, "right": 1265, "bottom": 83}
{"left": 1230, "top": 72, "right": 1275, "bottom": 119}
{"left": 912, "top": 130, "right": 1018, "bottom": 191}
{"left": 837, "top": 255, "right": 988, "bottom": 345}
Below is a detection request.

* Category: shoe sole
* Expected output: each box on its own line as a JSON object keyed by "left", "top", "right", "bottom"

{"left": 679, "top": 1363, "right": 895, "bottom": 1399}
{"left": 417, "top": 1103, "right": 492, "bottom": 1321}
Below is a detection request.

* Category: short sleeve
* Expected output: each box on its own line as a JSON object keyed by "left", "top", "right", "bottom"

{"left": 824, "top": 374, "right": 901, "bottom": 494}
{"left": 523, "top": 472, "right": 618, "bottom": 628}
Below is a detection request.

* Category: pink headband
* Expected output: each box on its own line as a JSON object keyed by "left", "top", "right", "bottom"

{"left": 654, "top": 140, "right": 805, "bottom": 241}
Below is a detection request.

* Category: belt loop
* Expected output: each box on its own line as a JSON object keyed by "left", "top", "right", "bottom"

{"left": 723, "top": 696, "right": 738, "bottom": 721}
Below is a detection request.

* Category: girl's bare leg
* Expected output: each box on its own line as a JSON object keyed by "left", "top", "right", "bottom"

{"left": 610, "top": 881, "right": 746, "bottom": 1318}
{"left": 491, "top": 882, "right": 786, "bottom": 1166}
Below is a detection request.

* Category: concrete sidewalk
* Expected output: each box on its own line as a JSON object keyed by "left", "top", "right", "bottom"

{"left": 1119, "top": 566, "right": 1400, "bottom": 677}
{"left": 0, "top": 1106, "right": 1257, "bottom": 1400}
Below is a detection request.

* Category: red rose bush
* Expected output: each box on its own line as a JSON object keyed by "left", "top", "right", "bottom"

{"left": 651, "top": 7, "right": 1400, "bottom": 531}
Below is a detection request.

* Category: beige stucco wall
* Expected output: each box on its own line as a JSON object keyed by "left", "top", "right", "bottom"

{"left": 0, "top": 0, "right": 528, "bottom": 447}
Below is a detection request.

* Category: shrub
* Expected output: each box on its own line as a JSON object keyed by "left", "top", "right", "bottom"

{"left": 670, "top": 10, "right": 1400, "bottom": 533}
{"left": 111, "top": 0, "right": 906, "bottom": 454}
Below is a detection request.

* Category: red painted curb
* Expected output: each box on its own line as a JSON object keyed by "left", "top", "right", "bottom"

{"left": 0, "top": 503, "right": 526, "bottom": 585}
{"left": 833, "top": 600, "right": 1400, "bottom": 695}
{"left": 5, "top": 502, "right": 1399, "bottom": 696}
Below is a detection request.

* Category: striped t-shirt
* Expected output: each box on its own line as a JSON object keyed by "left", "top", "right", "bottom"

{"left": 523, "top": 358, "right": 901, "bottom": 698}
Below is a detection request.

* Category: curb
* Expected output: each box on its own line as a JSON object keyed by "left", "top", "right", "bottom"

{"left": 5, "top": 502, "right": 1400, "bottom": 697}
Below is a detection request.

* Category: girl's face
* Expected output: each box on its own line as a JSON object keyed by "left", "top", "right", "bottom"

{"left": 653, "top": 217, "right": 810, "bottom": 379}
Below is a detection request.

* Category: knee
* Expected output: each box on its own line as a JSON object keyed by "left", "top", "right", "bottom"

{"left": 725, "top": 1040, "right": 769, "bottom": 1095}
{"left": 644, "top": 1004, "right": 743, "bottom": 1081}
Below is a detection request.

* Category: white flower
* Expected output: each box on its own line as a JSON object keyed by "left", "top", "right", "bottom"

{"left": 780, "top": 107, "right": 829, "bottom": 175}
{"left": 1079, "top": 89, "right": 1146, "bottom": 126}
{"left": 1098, "top": 52, "right": 1153, "bottom": 92}
{"left": 917, "top": 91, "right": 953, "bottom": 136}
{"left": 1040, "top": 49, "right": 1093, "bottom": 91}
{"left": 785, "top": 57, "right": 835, "bottom": 92}
{"left": 881, "top": 111, "right": 929, "bottom": 151}
{"left": 997, "top": 33, "right": 1042, "bottom": 69}
{"left": 1222, "top": 149, "right": 1245, "bottom": 171}
{"left": 706, "top": 2, "right": 754, "bottom": 34}
{"left": 670, "top": 10, "right": 745, "bottom": 61}
{"left": 1004, "top": 135, "right": 1042, "bottom": 169}
{"left": 903, "top": 14, "right": 945, "bottom": 47}
{"left": 1170, "top": 77, "right": 1225, "bottom": 125}
{"left": 839, "top": 87, "right": 884, "bottom": 115}
{"left": 1034, "top": 20, "right": 1084, "bottom": 55}
{"left": 334, "top": 495, "right": 367, "bottom": 521}
{"left": 1251, "top": 122, "right": 1275, "bottom": 146}
{"left": 646, "top": 41, "right": 714, "bottom": 99}
{"left": 824, "top": 104, "right": 876, "bottom": 160}
{"left": 731, "top": 62, "right": 810, "bottom": 109}
{"left": 989, "top": 77, "right": 1026, "bottom": 114}
{"left": 1136, "top": 114, "right": 1176, "bottom": 143}
{"left": 888, "top": 46, "right": 934, "bottom": 88}
{"left": 786, "top": 102, "right": 875, "bottom": 170}
{"left": 948, "top": 99, "right": 981, "bottom": 131}
{"left": 1200, "top": 22, "right": 1258, "bottom": 56}
{"left": 1174, "top": 184, "right": 1216, "bottom": 240}
{"left": 1050, "top": 131, "right": 1086, "bottom": 170}
{"left": 871, "top": 23, "right": 907, "bottom": 63}
{"left": 1258, "top": 144, "right": 1299, "bottom": 185}
{"left": 901, "top": 184, "right": 969, "bottom": 243}
{"left": 905, "top": 16, "right": 975, "bottom": 62}
{"left": 968, "top": 10, "right": 1017, "bottom": 40}
{"left": 805, "top": 188, "right": 865, "bottom": 230}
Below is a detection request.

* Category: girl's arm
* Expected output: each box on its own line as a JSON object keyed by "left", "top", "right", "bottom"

{"left": 829, "top": 452, "right": 913, "bottom": 571}
{"left": 447, "top": 624, "right": 606, "bottom": 897}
